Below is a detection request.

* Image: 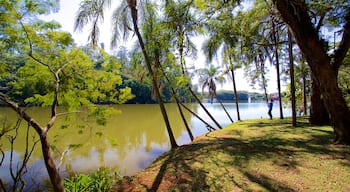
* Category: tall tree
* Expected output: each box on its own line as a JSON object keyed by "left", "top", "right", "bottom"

{"left": 75, "top": 0, "right": 179, "bottom": 148}
{"left": 0, "top": 2, "right": 132, "bottom": 191}
{"left": 288, "top": 29, "right": 297, "bottom": 126}
{"left": 164, "top": 0, "right": 222, "bottom": 129}
{"left": 202, "top": 9, "right": 243, "bottom": 121}
{"left": 271, "top": 0, "right": 350, "bottom": 144}
{"left": 270, "top": 16, "right": 284, "bottom": 119}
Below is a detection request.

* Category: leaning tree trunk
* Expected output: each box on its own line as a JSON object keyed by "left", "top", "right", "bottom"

{"left": 0, "top": 94, "right": 65, "bottom": 192}
{"left": 39, "top": 132, "right": 65, "bottom": 192}
{"left": 178, "top": 48, "right": 221, "bottom": 129}
{"left": 273, "top": 0, "right": 350, "bottom": 144}
{"left": 158, "top": 60, "right": 194, "bottom": 142}
{"left": 288, "top": 29, "right": 297, "bottom": 126}
{"left": 127, "top": 1, "right": 178, "bottom": 148}
{"left": 230, "top": 68, "right": 241, "bottom": 121}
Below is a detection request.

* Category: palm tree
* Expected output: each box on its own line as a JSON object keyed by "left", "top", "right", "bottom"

{"left": 198, "top": 65, "right": 224, "bottom": 104}
{"left": 163, "top": 0, "right": 222, "bottom": 129}
{"left": 202, "top": 10, "right": 242, "bottom": 120}
{"left": 74, "top": 0, "right": 178, "bottom": 148}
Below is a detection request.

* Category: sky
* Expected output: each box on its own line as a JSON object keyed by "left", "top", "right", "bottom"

{"left": 41, "top": 0, "right": 283, "bottom": 94}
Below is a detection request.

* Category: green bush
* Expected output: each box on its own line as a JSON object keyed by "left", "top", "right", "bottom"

{"left": 64, "top": 168, "right": 120, "bottom": 192}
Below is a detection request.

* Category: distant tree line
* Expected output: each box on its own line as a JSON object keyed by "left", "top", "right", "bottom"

{"left": 214, "top": 90, "right": 267, "bottom": 102}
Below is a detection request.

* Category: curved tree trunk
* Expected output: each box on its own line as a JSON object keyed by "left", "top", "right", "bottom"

{"left": 0, "top": 94, "right": 65, "bottom": 192}
{"left": 127, "top": 1, "right": 178, "bottom": 148}
{"left": 274, "top": 0, "right": 350, "bottom": 144}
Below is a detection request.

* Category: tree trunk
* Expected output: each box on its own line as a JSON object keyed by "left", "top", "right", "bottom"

{"left": 128, "top": 2, "right": 178, "bottom": 148}
{"left": 188, "top": 88, "right": 222, "bottom": 129}
{"left": 310, "top": 75, "right": 330, "bottom": 125}
{"left": 180, "top": 103, "right": 216, "bottom": 131}
{"left": 0, "top": 94, "right": 65, "bottom": 191}
{"left": 219, "top": 100, "right": 234, "bottom": 123}
{"left": 288, "top": 29, "right": 297, "bottom": 126}
{"left": 230, "top": 69, "right": 241, "bottom": 121}
{"left": 273, "top": 0, "right": 350, "bottom": 144}
{"left": 40, "top": 132, "right": 65, "bottom": 192}
{"left": 258, "top": 54, "right": 269, "bottom": 103}
{"left": 271, "top": 19, "right": 284, "bottom": 119}
{"left": 302, "top": 67, "right": 308, "bottom": 115}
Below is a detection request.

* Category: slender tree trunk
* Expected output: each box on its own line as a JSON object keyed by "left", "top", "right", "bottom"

{"left": 258, "top": 54, "right": 269, "bottom": 103}
{"left": 180, "top": 103, "right": 216, "bottom": 131}
{"left": 271, "top": 20, "right": 284, "bottom": 119}
{"left": 219, "top": 100, "right": 234, "bottom": 123}
{"left": 230, "top": 69, "right": 241, "bottom": 121}
{"left": 299, "top": 57, "right": 309, "bottom": 116}
{"left": 159, "top": 63, "right": 194, "bottom": 142}
{"left": 273, "top": 0, "right": 350, "bottom": 144}
{"left": 288, "top": 29, "right": 297, "bottom": 126}
{"left": 302, "top": 75, "right": 308, "bottom": 115}
{"left": 128, "top": 1, "right": 178, "bottom": 148}
{"left": 178, "top": 51, "right": 221, "bottom": 129}
{"left": 188, "top": 88, "right": 222, "bottom": 129}
{"left": 175, "top": 98, "right": 194, "bottom": 141}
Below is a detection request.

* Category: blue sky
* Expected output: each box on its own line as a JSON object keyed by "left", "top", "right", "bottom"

{"left": 42, "top": 0, "right": 282, "bottom": 94}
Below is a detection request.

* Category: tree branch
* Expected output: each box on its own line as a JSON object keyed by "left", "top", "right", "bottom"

{"left": 332, "top": 10, "right": 350, "bottom": 71}
{"left": 0, "top": 93, "right": 43, "bottom": 135}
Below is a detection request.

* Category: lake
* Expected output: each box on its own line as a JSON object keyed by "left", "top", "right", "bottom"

{"left": 0, "top": 102, "right": 290, "bottom": 189}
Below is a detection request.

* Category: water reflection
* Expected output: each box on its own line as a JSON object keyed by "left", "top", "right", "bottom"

{"left": 0, "top": 103, "right": 290, "bottom": 189}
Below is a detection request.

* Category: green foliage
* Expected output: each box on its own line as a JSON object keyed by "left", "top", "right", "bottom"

{"left": 338, "top": 57, "right": 350, "bottom": 107}
{"left": 63, "top": 168, "right": 120, "bottom": 192}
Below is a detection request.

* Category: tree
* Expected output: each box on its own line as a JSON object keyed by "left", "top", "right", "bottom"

{"left": 163, "top": 0, "right": 223, "bottom": 129}
{"left": 197, "top": 65, "right": 225, "bottom": 103}
{"left": 75, "top": 0, "right": 179, "bottom": 148}
{"left": 202, "top": 9, "right": 243, "bottom": 121}
{"left": 0, "top": 2, "right": 132, "bottom": 191}
{"left": 288, "top": 29, "right": 297, "bottom": 126}
{"left": 271, "top": 0, "right": 350, "bottom": 144}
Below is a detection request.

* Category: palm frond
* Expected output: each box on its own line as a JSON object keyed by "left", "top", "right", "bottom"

{"left": 111, "top": 1, "right": 130, "bottom": 48}
{"left": 74, "top": 0, "right": 111, "bottom": 45}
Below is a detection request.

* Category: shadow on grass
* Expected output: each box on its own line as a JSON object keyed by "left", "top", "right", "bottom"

{"left": 112, "top": 120, "right": 350, "bottom": 191}
{"left": 243, "top": 171, "right": 296, "bottom": 192}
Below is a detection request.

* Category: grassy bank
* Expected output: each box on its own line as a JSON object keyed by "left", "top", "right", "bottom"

{"left": 111, "top": 117, "right": 350, "bottom": 192}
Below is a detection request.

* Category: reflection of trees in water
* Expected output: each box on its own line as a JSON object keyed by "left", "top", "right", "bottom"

{"left": 0, "top": 104, "right": 199, "bottom": 182}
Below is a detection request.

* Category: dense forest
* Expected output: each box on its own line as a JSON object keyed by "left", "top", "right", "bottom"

{"left": 1, "top": 0, "right": 350, "bottom": 191}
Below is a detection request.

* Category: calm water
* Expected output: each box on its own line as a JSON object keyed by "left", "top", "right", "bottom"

{"left": 0, "top": 102, "right": 290, "bottom": 189}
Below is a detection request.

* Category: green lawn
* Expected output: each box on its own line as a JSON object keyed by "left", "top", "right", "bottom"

{"left": 111, "top": 117, "right": 350, "bottom": 192}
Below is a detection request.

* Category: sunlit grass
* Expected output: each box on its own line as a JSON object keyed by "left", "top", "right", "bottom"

{"left": 111, "top": 117, "right": 350, "bottom": 191}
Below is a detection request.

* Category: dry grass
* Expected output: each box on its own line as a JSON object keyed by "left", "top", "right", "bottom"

{"left": 110, "top": 117, "right": 350, "bottom": 192}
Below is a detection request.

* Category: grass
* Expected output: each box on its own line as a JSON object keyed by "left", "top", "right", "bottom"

{"left": 110, "top": 117, "right": 350, "bottom": 192}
